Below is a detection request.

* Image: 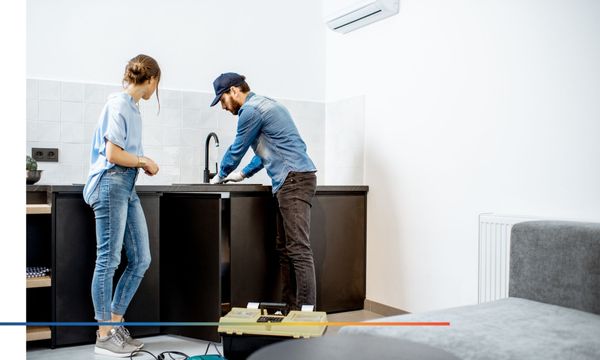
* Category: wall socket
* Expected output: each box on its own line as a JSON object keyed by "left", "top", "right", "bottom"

{"left": 32, "top": 148, "right": 59, "bottom": 162}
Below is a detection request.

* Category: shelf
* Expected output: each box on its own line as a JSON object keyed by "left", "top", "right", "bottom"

{"left": 26, "top": 276, "right": 51, "bottom": 288}
{"left": 26, "top": 326, "right": 51, "bottom": 341}
{"left": 26, "top": 204, "right": 52, "bottom": 215}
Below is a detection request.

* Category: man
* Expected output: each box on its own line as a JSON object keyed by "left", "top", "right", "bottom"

{"left": 209, "top": 72, "right": 317, "bottom": 310}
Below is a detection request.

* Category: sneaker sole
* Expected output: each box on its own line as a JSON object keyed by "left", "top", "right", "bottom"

{"left": 94, "top": 346, "right": 136, "bottom": 357}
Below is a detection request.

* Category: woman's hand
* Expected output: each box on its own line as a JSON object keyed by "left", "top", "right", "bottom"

{"left": 141, "top": 157, "right": 159, "bottom": 176}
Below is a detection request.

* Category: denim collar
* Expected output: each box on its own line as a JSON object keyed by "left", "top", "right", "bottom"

{"left": 239, "top": 92, "right": 255, "bottom": 116}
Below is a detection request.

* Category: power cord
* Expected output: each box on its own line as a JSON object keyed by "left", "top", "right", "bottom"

{"left": 128, "top": 342, "right": 222, "bottom": 359}
{"left": 204, "top": 342, "right": 223, "bottom": 356}
{"left": 129, "top": 350, "right": 189, "bottom": 360}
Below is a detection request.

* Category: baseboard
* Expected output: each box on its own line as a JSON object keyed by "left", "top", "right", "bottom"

{"left": 364, "top": 299, "right": 408, "bottom": 317}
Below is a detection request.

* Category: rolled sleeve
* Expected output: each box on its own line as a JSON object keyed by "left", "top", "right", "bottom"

{"left": 103, "top": 106, "right": 127, "bottom": 149}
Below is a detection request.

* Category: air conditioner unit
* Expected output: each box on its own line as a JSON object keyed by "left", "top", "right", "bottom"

{"left": 325, "top": 0, "right": 400, "bottom": 34}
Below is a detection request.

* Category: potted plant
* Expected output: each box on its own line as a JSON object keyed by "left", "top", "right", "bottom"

{"left": 26, "top": 155, "right": 42, "bottom": 185}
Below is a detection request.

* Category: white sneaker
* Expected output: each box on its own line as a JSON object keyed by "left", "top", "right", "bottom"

{"left": 94, "top": 328, "right": 138, "bottom": 357}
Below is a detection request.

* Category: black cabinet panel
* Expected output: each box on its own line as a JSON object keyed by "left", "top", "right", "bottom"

{"left": 311, "top": 194, "right": 366, "bottom": 312}
{"left": 53, "top": 192, "right": 160, "bottom": 347}
{"left": 53, "top": 194, "right": 96, "bottom": 346}
{"left": 114, "top": 193, "right": 160, "bottom": 337}
{"left": 159, "top": 194, "right": 223, "bottom": 342}
{"left": 229, "top": 195, "right": 279, "bottom": 307}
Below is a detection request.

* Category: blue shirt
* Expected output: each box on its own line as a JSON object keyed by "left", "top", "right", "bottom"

{"left": 219, "top": 92, "right": 316, "bottom": 193}
{"left": 83, "top": 92, "right": 143, "bottom": 204}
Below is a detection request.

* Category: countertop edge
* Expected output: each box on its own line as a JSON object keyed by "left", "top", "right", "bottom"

{"left": 26, "top": 184, "right": 369, "bottom": 194}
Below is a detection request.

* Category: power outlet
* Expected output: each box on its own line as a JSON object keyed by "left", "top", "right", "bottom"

{"left": 32, "top": 148, "right": 59, "bottom": 162}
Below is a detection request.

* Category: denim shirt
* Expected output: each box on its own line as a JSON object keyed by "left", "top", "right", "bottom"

{"left": 82, "top": 92, "right": 143, "bottom": 204}
{"left": 219, "top": 92, "right": 316, "bottom": 193}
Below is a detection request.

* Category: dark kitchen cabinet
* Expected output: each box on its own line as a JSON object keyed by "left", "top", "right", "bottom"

{"left": 52, "top": 191, "right": 160, "bottom": 347}
{"left": 159, "top": 193, "right": 224, "bottom": 342}
{"left": 228, "top": 191, "right": 368, "bottom": 313}
{"left": 311, "top": 191, "right": 367, "bottom": 312}
{"left": 159, "top": 192, "right": 279, "bottom": 342}
{"left": 229, "top": 194, "right": 280, "bottom": 307}
{"left": 26, "top": 185, "right": 367, "bottom": 346}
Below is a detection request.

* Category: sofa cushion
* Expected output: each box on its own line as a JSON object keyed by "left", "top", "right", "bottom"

{"left": 510, "top": 221, "right": 600, "bottom": 315}
{"left": 339, "top": 298, "right": 600, "bottom": 360}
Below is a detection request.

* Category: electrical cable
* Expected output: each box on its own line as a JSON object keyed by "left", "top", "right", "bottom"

{"left": 129, "top": 349, "right": 190, "bottom": 360}
{"left": 130, "top": 349, "right": 159, "bottom": 359}
{"left": 204, "top": 342, "right": 222, "bottom": 356}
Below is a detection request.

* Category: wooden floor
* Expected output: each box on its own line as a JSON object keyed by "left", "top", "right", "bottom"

{"left": 26, "top": 310, "right": 384, "bottom": 359}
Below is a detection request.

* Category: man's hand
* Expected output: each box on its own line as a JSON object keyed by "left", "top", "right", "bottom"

{"left": 210, "top": 174, "right": 224, "bottom": 184}
{"left": 225, "top": 171, "right": 245, "bottom": 183}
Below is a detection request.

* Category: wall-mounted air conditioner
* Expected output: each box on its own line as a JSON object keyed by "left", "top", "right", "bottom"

{"left": 325, "top": 0, "right": 400, "bottom": 34}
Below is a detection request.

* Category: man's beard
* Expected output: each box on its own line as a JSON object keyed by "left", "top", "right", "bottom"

{"left": 231, "top": 100, "right": 242, "bottom": 115}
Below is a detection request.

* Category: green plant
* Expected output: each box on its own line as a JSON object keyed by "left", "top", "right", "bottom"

{"left": 26, "top": 155, "right": 38, "bottom": 171}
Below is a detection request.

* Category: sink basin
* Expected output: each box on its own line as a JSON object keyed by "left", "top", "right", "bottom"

{"left": 171, "top": 183, "right": 262, "bottom": 186}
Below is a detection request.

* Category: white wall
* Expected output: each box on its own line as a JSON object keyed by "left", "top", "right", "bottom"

{"left": 325, "top": 0, "right": 600, "bottom": 312}
{"left": 27, "top": 0, "right": 326, "bottom": 102}
{"left": 26, "top": 0, "right": 327, "bottom": 185}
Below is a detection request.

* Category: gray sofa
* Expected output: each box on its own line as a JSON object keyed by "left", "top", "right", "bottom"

{"left": 340, "top": 221, "right": 600, "bottom": 359}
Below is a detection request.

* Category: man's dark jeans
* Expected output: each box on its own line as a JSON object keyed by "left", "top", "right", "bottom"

{"left": 275, "top": 171, "right": 317, "bottom": 310}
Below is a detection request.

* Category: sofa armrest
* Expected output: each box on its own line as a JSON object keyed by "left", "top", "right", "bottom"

{"left": 509, "top": 220, "right": 600, "bottom": 314}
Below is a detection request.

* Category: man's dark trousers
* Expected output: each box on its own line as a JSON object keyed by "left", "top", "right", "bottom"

{"left": 275, "top": 171, "right": 317, "bottom": 310}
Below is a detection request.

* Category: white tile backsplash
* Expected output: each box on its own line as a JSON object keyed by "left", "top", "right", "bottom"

{"left": 325, "top": 96, "right": 365, "bottom": 184}
{"left": 183, "top": 92, "right": 209, "bottom": 109}
{"left": 61, "top": 82, "right": 84, "bottom": 102}
{"left": 38, "top": 100, "right": 61, "bottom": 122}
{"left": 180, "top": 128, "right": 204, "bottom": 148}
{"left": 25, "top": 78, "right": 357, "bottom": 186}
{"left": 61, "top": 102, "right": 84, "bottom": 123}
{"left": 161, "top": 146, "right": 181, "bottom": 166}
{"left": 84, "top": 84, "right": 108, "bottom": 104}
{"left": 27, "top": 122, "right": 60, "bottom": 142}
{"left": 84, "top": 103, "right": 104, "bottom": 123}
{"left": 27, "top": 99, "right": 38, "bottom": 121}
{"left": 182, "top": 108, "right": 204, "bottom": 129}
{"left": 143, "top": 126, "right": 163, "bottom": 146}
{"left": 38, "top": 80, "right": 61, "bottom": 101}
{"left": 59, "top": 143, "right": 86, "bottom": 164}
{"left": 60, "top": 122, "right": 85, "bottom": 143}
{"left": 27, "top": 79, "right": 38, "bottom": 99}
{"left": 162, "top": 127, "right": 182, "bottom": 146}
{"left": 34, "top": 162, "right": 61, "bottom": 185}
{"left": 159, "top": 89, "right": 183, "bottom": 109}
{"left": 160, "top": 107, "right": 182, "bottom": 128}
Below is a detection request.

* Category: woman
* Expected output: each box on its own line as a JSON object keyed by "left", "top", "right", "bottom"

{"left": 83, "top": 54, "right": 160, "bottom": 357}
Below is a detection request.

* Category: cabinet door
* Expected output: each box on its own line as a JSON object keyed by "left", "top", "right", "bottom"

{"left": 114, "top": 193, "right": 160, "bottom": 338}
{"left": 229, "top": 194, "right": 279, "bottom": 307}
{"left": 311, "top": 193, "right": 367, "bottom": 312}
{"left": 53, "top": 192, "right": 160, "bottom": 346}
{"left": 159, "top": 194, "right": 222, "bottom": 342}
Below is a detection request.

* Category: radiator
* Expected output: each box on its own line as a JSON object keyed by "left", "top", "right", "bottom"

{"left": 478, "top": 214, "right": 536, "bottom": 303}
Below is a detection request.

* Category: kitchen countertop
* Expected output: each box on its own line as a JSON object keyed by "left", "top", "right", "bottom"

{"left": 27, "top": 184, "right": 369, "bottom": 194}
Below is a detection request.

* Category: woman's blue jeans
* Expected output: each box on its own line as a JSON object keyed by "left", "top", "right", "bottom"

{"left": 88, "top": 166, "right": 151, "bottom": 321}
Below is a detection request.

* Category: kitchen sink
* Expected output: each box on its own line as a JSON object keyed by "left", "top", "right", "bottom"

{"left": 171, "top": 183, "right": 262, "bottom": 186}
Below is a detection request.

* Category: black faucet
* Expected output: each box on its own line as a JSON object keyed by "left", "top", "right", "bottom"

{"left": 204, "top": 132, "right": 220, "bottom": 183}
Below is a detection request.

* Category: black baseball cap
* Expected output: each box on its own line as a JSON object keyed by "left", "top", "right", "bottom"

{"left": 210, "top": 72, "right": 246, "bottom": 107}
